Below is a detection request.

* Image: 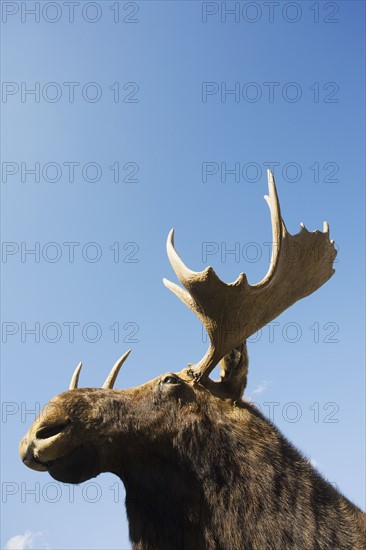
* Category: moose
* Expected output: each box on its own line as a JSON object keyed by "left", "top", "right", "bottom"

{"left": 20, "top": 171, "right": 366, "bottom": 549}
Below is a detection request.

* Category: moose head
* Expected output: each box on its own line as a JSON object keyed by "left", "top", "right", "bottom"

{"left": 20, "top": 172, "right": 366, "bottom": 550}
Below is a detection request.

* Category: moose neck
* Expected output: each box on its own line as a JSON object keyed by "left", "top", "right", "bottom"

{"left": 112, "top": 403, "right": 277, "bottom": 550}
{"left": 120, "top": 450, "right": 206, "bottom": 550}
{"left": 110, "top": 401, "right": 364, "bottom": 550}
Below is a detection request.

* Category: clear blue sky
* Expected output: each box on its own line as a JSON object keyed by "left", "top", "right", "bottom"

{"left": 1, "top": 1, "right": 365, "bottom": 549}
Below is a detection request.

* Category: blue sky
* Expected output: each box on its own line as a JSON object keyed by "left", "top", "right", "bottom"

{"left": 1, "top": 1, "right": 365, "bottom": 548}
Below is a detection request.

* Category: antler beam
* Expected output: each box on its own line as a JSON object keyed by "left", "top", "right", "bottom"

{"left": 164, "top": 170, "right": 337, "bottom": 391}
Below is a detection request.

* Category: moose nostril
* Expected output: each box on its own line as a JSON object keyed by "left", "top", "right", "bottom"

{"left": 36, "top": 422, "right": 69, "bottom": 440}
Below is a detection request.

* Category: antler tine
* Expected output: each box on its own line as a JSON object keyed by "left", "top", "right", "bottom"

{"left": 259, "top": 169, "right": 283, "bottom": 285}
{"left": 166, "top": 229, "right": 203, "bottom": 284}
{"left": 69, "top": 362, "right": 82, "bottom": 390}
{"left": 164, "top": 170, "right": 337, "bottom": 394}
{"left": 102, "top": 350, "right": 132, "bottom": 390}
{"left": 164, "top": 230, "right": 213, "bottom": 313}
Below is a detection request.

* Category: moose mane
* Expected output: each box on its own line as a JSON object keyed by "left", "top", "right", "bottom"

{"left": 121, "top": 395, "right": 363, "bottom": 550}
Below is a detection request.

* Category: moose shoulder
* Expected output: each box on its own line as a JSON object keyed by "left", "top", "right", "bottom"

{"left": 20, "top": 172, "right": 366, "bottom": 550}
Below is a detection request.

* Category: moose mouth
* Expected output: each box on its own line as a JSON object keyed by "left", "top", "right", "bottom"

{"left": 22, "top": 442, "right": 100, "bottom": 483}
{"left": 20, "top": 417, "right": 101, "bottom": 483}
{"left": 45, "top": 444, "right": 101, "bottom": 484}
{"left": 32, "top": 455, "right": 54, "bottom": 469}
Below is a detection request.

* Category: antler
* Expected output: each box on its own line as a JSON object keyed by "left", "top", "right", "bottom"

{"left": 69, "top": 362, "right": 83, "bottom": 390}
{"left": 164, "top": 170, "right": 337, "bottom": 394}
{"left": 102, "top": 350, "right": 132, "bottom": 389}
{"left": 69, "top": 350, "right": 131, "bottom": 390}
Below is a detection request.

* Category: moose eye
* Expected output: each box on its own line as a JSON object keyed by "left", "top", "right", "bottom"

{"left": 162, "top": 375, "right": 180, "bottom": 385}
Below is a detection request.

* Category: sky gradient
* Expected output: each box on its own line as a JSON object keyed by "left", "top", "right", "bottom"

{"left": 1, "top": 1, "right": 365, "bottom": 549}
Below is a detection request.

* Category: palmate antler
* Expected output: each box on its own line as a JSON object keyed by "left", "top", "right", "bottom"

{"left": 164, "top": 170, "right": 337, "bottom": 398}
{"left": 66, "top": 171, "right": 336, "bottom": 400}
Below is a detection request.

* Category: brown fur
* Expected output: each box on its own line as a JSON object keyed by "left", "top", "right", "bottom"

{"left": 20, "top": 372, "right": 366, "bottom": 549}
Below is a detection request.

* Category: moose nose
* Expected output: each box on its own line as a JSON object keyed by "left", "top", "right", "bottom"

{"left": 19, "top": 436, "right": 48, "bottom": 472}
{"left": 36, "top": 421, "right": 69, "bottom": 440}
{"left": 19, "top": 420, "right": 70, "bottom": 471}
{"left": 19, "top": 435, "right": 28, "bottom": 461}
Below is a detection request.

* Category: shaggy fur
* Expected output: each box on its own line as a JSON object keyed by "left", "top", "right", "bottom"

{"left": 20, "top": 373, "right": 366, "bottom": 550}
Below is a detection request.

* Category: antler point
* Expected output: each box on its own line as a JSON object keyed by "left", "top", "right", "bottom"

{"left": 69, "top": 361, "right": 83, "bottom": 390}
{"left": 102, "top": 350, "right": 132, "bottom": 390}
